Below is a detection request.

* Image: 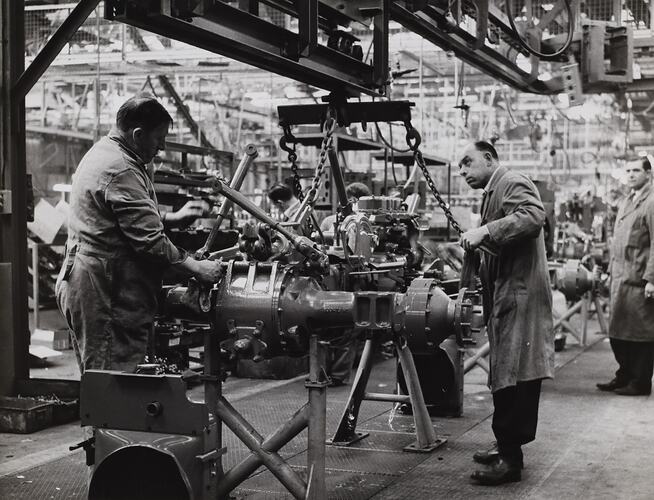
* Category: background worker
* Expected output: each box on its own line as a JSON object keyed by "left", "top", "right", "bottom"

{"left": 458, "top": 140, "right": 554, "bottom": 486}
{"left": 56, "top": 94, "right": 223, "bottom": 374}
{"left": 598, "top": 157, "right": 654, "bottom": 396}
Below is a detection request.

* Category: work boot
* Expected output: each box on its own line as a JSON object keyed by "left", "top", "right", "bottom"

{"left": 470, "top": 458, "right": 521, "bottom": 486}
{"left": 596, "top": 378, "right": 628, "bottom": 392}
{"left": 614, "top": 383, "right": 651, "bottom": 396}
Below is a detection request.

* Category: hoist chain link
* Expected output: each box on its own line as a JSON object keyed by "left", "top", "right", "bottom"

{"left": 404, "top": 121, "right": 464, "bottom": 235}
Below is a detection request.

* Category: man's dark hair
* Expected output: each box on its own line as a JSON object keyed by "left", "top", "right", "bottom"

{"left": 346, "top": 182, "right": 371, "bottom": 200}
{"left": 268, "top": 183, "right": 294, "bottom": 203}
{"left": 643, "top": 157, "right": 652, "bottom": 172}
{"left": 116, "top": 94, "right": 173, "bottom": 132}
{"left": 474, "top": 140, "right": 499, "bottom": 161}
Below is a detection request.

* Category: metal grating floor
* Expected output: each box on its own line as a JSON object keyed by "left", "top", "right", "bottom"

{"left": 6, "top": 337, "right": 651, "bottom": 500}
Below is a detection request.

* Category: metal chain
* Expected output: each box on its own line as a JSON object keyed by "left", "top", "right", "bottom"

{"left": 304, "top": 116, "right": 336, "bottom": 212}
{"left": 405, "top": 123, "right": 464, "bottom": 235}
{"left": 290, "top": 151, "right": 305, "bottom": 202}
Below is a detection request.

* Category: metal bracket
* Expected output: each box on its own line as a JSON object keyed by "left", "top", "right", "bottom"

{"left": 278, "top": 100, "right": 414, "bottom": 128}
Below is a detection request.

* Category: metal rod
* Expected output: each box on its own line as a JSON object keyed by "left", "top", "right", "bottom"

{"left": 31, "top": 242, "right": 39, "bottom": 330}
{"left": 199, "top": 144, "right": 258, "bottom": 257}
{"left": 331, "top": 338, "right": 376, "bottom": 444}
{"left": 306, "top": 334, "right": 327, "bottom": 500}
{"left": 216, "top": 397, "right": 307, "bottom": 499}
{"left": 216, "top": 404, "right": 309, "bottom": 498}
{"left": 395, "top": 340, "right": 438, "bottom": 448}
{"left": 327, "top": 146, "right": 350, "bottom": 211}
{"left": 363, "top": 392, "right": 411, "bottom": 403}
{"left": 580, "top": 292, "right": 589, "bottom": 346}
{"left": 552, "top": 299, "right": 583, "bottom": 329}
{"left": 464, "top": 341, "right": 490, "bottom": 373}
{"left": 15, "top": 0, "right": 101, "bottom": 98}
{"left": 204, "top": 326, "right": 223, "bottom": 495}
{"left": 215, "top": 180, "right": 298, "bottom": 243}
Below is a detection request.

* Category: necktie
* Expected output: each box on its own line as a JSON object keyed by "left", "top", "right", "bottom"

{"left": 480, "top": 190, "right": 488, "bottom": 219}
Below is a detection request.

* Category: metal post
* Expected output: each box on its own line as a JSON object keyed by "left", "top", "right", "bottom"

{"left": 306, "top": 334, "right": 327, "bottom": 500}
{"left": 330, "top": 338, "right": 375, "bottom": 445}
{"left": 2, "top": 0, "right": 29, "bottom": 396}
{"left": 580, "top": 292, "right": 589, "bottom": 346}
{"left": 204, "top": 329, "right": 223, "bottom": 497}
{"left": 31, "top": 242, "right": 39, "bottom": 330}
{"left": 395, "top": 339, "right": 443, "bottom": 452}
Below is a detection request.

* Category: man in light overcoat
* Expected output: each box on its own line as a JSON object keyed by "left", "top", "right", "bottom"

{"left": 459, "top": 141, "right": 554, "bottom": 486}
{"left": 598, "top": 157, "right": 654, "bottom": 396}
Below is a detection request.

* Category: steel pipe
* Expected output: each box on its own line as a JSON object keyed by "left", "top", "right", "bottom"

{"left": 199, "top": 144, "right": 258, "bottom": 257}
{"left": 215, "top": 396, "right": 307, "bottom": 499}
{"left": 216, "top": 404, "right": 309, "bottom": 498}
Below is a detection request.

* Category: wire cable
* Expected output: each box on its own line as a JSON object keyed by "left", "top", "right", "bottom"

{"left": 505, "top": 0, "right": 574, "bottom": 60}
{"left": 374, "top": 122, "right": 412, "bottom": 153}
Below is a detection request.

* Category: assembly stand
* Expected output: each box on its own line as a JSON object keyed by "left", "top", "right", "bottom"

{"left": 329, "top": 336, "right": 446, "bottom": 453}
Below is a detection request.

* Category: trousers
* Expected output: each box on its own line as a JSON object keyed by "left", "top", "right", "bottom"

{"left": 611, "top": 338, "right": 654, "bottom": 390}
{"left": 492, "top": 379, "right": 543, "bottom": 464}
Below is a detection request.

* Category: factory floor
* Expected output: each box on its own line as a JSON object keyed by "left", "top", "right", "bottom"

{"left": 2, "top": 320, "right": 654, "bottom": 499}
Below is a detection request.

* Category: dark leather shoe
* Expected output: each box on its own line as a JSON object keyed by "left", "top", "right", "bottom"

{"left": 596, "top": 379, "right": 628, "bottom": 392}
{"left": 473, "top": 445, "right": 524, "bottom": 469}
{"left": 471, "top": 458, "right": 521, "bottom": 486}
{"left": 614, "top": 383, "right": 651, "bottom": 396}
{"left": 473, "top": 444, "right": 499, "bottom": 465}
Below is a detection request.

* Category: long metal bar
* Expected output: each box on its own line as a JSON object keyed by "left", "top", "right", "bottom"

{"left": 157, "top": 75, "right": 215, "bottom": 150}
{"left": 306, "top": 334, "right": 327, "bottom": 500}
{"left": 391, "top": 3, "right": 561, "bottom": 94}
{"left": 216, "top": 397, "right": 307, "bottom": 499}
{"left": 395, "top": 340, "right": 438, "bottom": 449}
{"left": 214, "top": 180, "right": 298, "bottom": 242}
{"left": 327, "top": 146, "right": 350, "bottom": 211}
{"left": 198, "top": 144, "right": 258, "bottom": 257}
{"left": 216, "top": 403, "right": 310, "bottom": 498}
{"left": 363, "top": 392, "right": 411, "bottom": 403}
{"left": 2, "top": 0, "right": 29, "bottom": 396}
{"left": 204, "top": 327, "right": 223, "bottom": 496}
{"left": 552, "top": 299, "right": 583, "bottom": 329}
{"left": 31, "top": 243, "right": 39, "bottom": 330}
{"left": 107, "top": 2, "right": 378, "bottom": 97}
{"left": 278, "top": 101, "right": 414, "bottom": 128}
{"left": 330, "top": 338, "right": 375, "bottom": 444}
{"left": 15, "top": 0, "right": 100, "bottom": 98}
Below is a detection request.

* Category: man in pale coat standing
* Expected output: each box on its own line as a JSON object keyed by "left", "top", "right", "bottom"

{"left": 598, "top": 157, "right": 654, "bottom": 396}
{"left": 459, "top": 141, "right": 554, "bottom": 486}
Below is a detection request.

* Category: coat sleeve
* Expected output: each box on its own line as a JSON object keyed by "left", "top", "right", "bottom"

{"left": 643, "top": 198, "right": 654, "bottom": 284}
{"left": 484, "top": 176, "right": 545, "bottom": 247}
{"left": 104, "top": 169, "right": 187, "bottom": 265}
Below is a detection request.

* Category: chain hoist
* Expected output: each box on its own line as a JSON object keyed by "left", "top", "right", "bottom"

{"left": 279, "top": 127, "right": 304, "bottom": 202}
{"left": 403, "top": 121, "right": 497, "bottom": 257}
{"left": 403, "top": 122, "right": 464, "bottom": 234}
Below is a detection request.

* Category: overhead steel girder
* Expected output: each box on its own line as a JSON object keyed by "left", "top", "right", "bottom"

{"left": 15, "top": 0, "right": 101, "bottom": 99}
{"left": 105, "top": 0, "right": 385, "bottom": 97}
{"left": 391, "top": 3, "right": 563, "bottom": 95}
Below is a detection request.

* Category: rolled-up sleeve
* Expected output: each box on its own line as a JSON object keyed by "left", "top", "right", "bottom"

{"left": 105, "top": 169, "right": 187, "bottom": 265}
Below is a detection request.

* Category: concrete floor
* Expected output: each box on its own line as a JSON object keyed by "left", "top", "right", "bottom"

{"left": 3, "top": 314, "right": 654, "bottom": 499}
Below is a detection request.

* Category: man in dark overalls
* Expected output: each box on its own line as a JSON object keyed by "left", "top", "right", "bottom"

{"left": 56, "top": 94, "right": 222, "bottom": 373}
